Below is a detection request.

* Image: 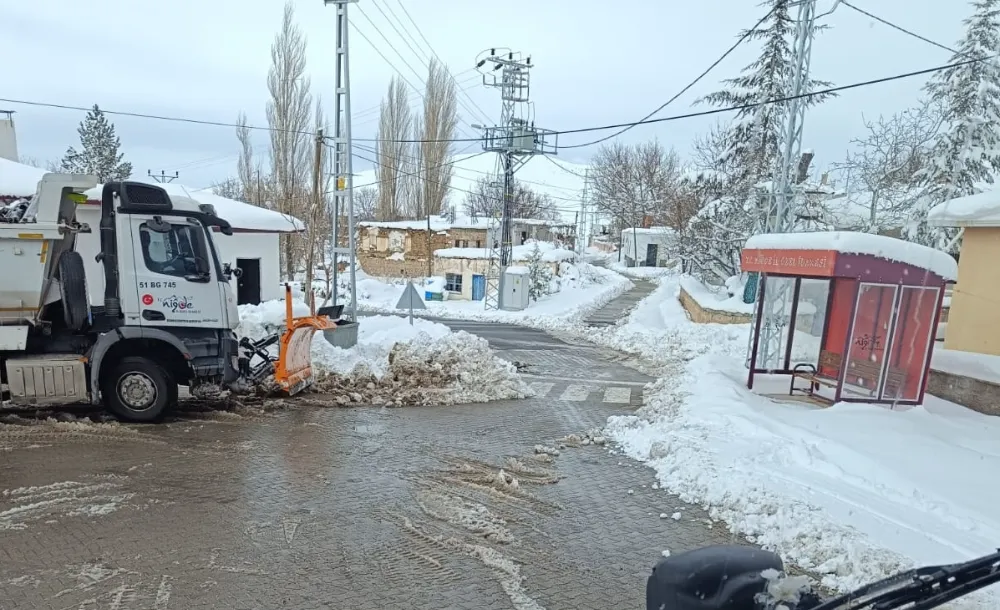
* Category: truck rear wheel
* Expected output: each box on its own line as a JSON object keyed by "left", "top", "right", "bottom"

{"left": 57, "top": 250, "right": 89, "bottom": 331}
{"left": 102, "top": 357, "right": 173, "bottom": 422}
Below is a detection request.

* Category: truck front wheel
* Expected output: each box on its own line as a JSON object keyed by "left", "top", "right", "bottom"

{"left": 102, "top": 357, "right": 173, "bottom": 422}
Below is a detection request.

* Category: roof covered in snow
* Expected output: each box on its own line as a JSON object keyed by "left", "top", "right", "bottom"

{"left": 82, "top": 181, "right": 304, "bottom": 233}
{"left": 744, "top": 231, "right": 958, "bottom": 281}
{"left": 0, "top": 157, "right": 46, "bottom": 198}
{"left": 927, "top": 190, "right": 1000, "bottom": 228}
{"left": 435, "top": 241, "right": 576, "bottom": 263}
{"left": 0, "top": 159, "right": 304, "bottom": 232}
{"left": 621, "top": 226, "right": 676, "bottom": 236}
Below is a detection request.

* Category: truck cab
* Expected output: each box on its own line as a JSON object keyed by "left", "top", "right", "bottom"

{"left": 0, "top": 176, "right": 274, "bottom": 421}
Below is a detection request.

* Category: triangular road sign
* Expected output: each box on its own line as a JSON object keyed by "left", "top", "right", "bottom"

{"left": 395, "top": 281, "right": 427, "bottom": 310}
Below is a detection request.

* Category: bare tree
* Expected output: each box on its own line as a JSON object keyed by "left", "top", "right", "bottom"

{"left": 354, "top": 186, "right": 378, "bottom": 221}
{"left": 266, "top": 1, "right": 313, "bottom": 280}
{"left": 419, "top": 59, "right": 459, "bottom": 217}
{"left": 303, "top": 100, "right": 334, "bottom": 295}
{"left": 234, "top": 112, "right": 258, "bottom": 204}
{"left": 835, "top": 99, "right": 943, "bottom": 233}
{"left": 590, "top": 140, "right": 684, "bottom": 262}
{"left": 376, "top": 76, "right": 413, "bottom": 221}
{"left": 212, "top": 178, "right": 243, "bottom": 201}
{"left": 462, "top": 177, "right": 560, "bottom": 221}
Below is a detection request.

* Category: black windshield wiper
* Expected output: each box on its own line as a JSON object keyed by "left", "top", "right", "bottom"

{"left": 805, "top": 550, "right": 1000, "bottom": 610}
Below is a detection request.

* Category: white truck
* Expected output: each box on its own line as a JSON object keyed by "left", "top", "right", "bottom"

{"left": 0, "top": 174, "right": 282, "bottom": 422}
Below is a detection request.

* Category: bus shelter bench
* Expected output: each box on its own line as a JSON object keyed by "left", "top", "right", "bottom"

{"left": 843, "top": 358, "right": 907, "bottom": 399}
{"left": 790, "top": 350, "right": 842, "bottom": 399}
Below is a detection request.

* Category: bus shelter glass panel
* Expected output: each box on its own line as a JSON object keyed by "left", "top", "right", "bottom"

{"left": 788, "top": 278, "right": 831, "bottom": 367}
{"left": 756, "top": 276, "right": 797, "bottom": 371}
{"left": 883, "top": 286, "right": 939, "bottom": 401}
{"left": 842, "top": 283, "right": 898, "bottom": 399}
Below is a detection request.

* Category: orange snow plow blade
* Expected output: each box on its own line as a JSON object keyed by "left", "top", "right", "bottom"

{"left": 274, "top": 284, "right": 336, "bottom": 396}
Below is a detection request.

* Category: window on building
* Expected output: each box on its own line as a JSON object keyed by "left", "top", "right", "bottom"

{"left": 138, "top": 221, "right": 207, "bottom": 278}
{"left": 445, "top": 273, "right": 463, "bottom": 293}
{"left": 475, "top": 240, "right": 482, "bottom": 248}
{"left": 520, "top": 231, "right": 528, "bottom": 244}
{"left": 454, "top": 239, "right": 471, "bottom": 248}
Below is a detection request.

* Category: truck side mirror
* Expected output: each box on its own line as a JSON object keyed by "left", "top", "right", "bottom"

{"left": 185, "top": 256, "right": 211, "bottom": 283}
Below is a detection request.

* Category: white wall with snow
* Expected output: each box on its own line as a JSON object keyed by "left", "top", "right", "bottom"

{"left": 215, "top": 232, "right": 283, "bottom": 303}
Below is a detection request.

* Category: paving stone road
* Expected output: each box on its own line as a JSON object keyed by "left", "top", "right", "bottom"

{"left": 0, "top": 318, "right": 747, "bottom": 610}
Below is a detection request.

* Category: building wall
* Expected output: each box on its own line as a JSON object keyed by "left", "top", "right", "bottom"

{"left": 215, "top": 232, "right": 283, "bottom": 302}
{"left": 75, "top": 206, "right": 285, "bottom": 305}
{"left": 944, "top": 227, "right": 1000, "bottom": 355}
{"left": 0, "top": 118, "right": 18, "bottom": 162}
{"left": 621, "top": 230, "right": 676, "bottom": 267}
{"left": 432, "top": 256, "right": 561, "bottom": 301}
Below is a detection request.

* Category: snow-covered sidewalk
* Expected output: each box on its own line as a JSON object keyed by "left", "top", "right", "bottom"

{"left": 237, "top": 302, "right": 531, "bottom": 406}
{"left": 592, "top": 274, "right": 1000, "bottom": 604}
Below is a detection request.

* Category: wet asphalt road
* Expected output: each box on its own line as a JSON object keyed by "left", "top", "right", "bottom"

{"left": 0, "top": 313, "right": 746, "bottom": 610}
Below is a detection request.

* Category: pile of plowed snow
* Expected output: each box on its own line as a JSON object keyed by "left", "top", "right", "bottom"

{"left": 237, "top": 304, "right": 530, "bottom": 406}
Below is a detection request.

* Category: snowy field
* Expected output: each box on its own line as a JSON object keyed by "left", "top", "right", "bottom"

{"left": 237, "top": 301, "right": 531, "bottom": 406}
{"left": 592, "top": 274, "right": 1000, "bottom": 605}
{"left": 349, "top": 261, "right": 632, "bottom": 329}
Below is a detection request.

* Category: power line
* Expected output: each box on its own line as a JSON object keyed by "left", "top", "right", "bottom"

{"left": 541, "top": 154, "right": 590, "bottom": 179}
{"left": 352, "top": 5, "right": 486, "bottom": 134}
{"left": 380, "top": 0, "right": 494, "bottom": 126}
{"left": 558, "top": 5, "right": 777, "bottom": 150}
{"left": 841, "top": 1, "right": 960, "bottom": 56}
{"left": 353, "top": 6, "right": 426, "bottom": 88}
{"left": 352, "top": 146, "right": 585, "bottom": 209}
{"left": 2, "top": 54, "right": 991, "bottom": 146}
{"left": 354, "top": 141, "right": 585, "bottom": 195}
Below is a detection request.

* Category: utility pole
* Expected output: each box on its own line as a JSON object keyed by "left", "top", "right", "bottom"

{"left": 305, "top": 128, "right": 324, "bottom": 292}
{"left": 148, "top": 170, "right": 178, "bottom": 183}
{"left": 577, "top": 168, "right": 590, "bottom": 254}
{"left": 750, "top": 0, "right": 819, "bottom": 371}
{"left": 324, "top": 0, "right": 359, "bottom": 321}
{"left": 474, "top": 49, "right": 557, "bottom": 310}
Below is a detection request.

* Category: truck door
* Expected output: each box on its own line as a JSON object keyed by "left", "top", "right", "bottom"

{"left": 126, "top": 214, "right": 227, "bottom": 328}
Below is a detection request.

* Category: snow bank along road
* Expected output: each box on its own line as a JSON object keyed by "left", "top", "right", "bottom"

{"left": 0, "top": 320, "right": 748, "bottom": 610}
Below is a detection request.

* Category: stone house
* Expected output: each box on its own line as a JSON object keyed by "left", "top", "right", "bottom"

{"left": 356, "top": 216, "right": 576, "bottom": 278}
{"left": 432, "top": 242, "right": 575, "bottom": 301}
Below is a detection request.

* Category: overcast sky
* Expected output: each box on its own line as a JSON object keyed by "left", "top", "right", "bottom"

{"left": 3, "top": 0, "right": 965, "bottom": 190}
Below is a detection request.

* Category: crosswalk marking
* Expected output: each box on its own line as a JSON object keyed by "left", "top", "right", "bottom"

{"left": 560, "top": 384, "right": 591, "bottom": 402}
{"left": 528, "top": 382, "right": 555, "bottom": 398}
{"left": 603, "top": 387, "right": 632, "bottom": 404}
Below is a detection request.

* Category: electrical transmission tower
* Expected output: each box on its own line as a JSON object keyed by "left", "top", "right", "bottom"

{"left": 749, "top": 0, "right": 819, "bottom": 371}
{"left": 474, "top": 49, "right": 558, "bottom": 310}
{"left": 148, "top": 170, "right": 178, "bottom": 183}
{"left": 324, "top": 0, "right": 359, "bottom": 321}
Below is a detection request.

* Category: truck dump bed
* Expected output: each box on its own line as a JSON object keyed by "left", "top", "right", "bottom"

{"left": 0, "top": 173, "right": 97, "bottom": 326}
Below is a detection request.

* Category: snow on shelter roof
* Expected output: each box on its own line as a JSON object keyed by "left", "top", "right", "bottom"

{"left": 82, "top": 182, "right": 304, "bottom": 233}
{"left": 927, "top": 189, "right": 1000, "bottom": 228}
{"left": 743, "top": 231, "right": 958, "bottom": 281}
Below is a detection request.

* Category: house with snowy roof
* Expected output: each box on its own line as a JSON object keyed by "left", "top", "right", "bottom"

{"left": 0, "top": 157, "right": 304, "bottom": 305}
{"left": 356, "top": 214, "right": 575, "bottom": 279}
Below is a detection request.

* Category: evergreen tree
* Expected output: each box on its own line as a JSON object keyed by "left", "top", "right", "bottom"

{"left": 60, "top": 105, "right": 132, "bottom": 182}
{"left": 525, "top": 243, "right": 552, "bottom": 302}
{"left": 906, "top": 0, "right": 1000, "bottom": 252}
{"left": 697, "top": 0, "right": 833, "bottom": 198}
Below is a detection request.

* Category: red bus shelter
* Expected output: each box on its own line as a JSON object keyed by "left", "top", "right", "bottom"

{"left": 741, "top": 232, "right": 957, "bottom": 406}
